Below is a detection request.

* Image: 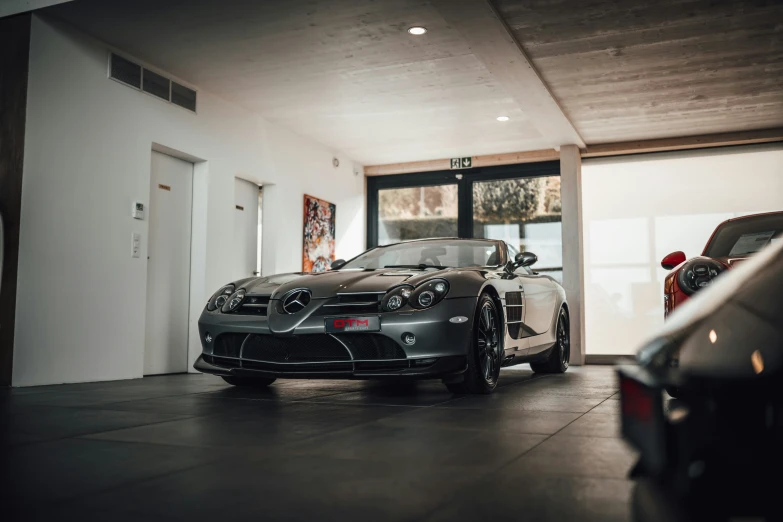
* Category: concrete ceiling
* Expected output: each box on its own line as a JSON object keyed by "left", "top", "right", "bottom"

{"left": 44, "top": 0, "right": 782, "bottom": 165}
{"left": 495, "top": 0, "right": 783, "bottom": 144}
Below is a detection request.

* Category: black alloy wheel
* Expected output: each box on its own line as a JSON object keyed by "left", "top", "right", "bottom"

{"left": 530, "top": 307, "right": 570, "bottom": 374}
{"left": 446, "top": 293, "right": 503, "bottom": 394}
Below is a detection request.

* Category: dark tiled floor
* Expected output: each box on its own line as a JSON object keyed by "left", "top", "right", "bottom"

{"left": 1, "top": 366, "right": 636, "bottom": 521}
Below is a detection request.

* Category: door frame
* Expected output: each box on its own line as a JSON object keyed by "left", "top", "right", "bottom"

{"left": 366, "top": 161, "right": 560, "bottom": 247}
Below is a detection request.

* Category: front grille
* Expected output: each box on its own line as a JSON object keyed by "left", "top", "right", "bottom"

{"left": 206, "top": 333, "right": 408, "bottom": 373}
{"left": 319, "top": 293, "right": 382, "bottom": 315}
{"left": 336, "top": 334, "right": 407, "bottom": 360}
{"left": 242, "top": 334, "right": 351, "bottom": 362}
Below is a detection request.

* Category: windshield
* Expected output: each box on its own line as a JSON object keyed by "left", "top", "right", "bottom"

{"left": 703, "top": 213, "right": 783, "bottom": 258}
{"left": 341, "top": 240, "right": 502, "bottom": 270}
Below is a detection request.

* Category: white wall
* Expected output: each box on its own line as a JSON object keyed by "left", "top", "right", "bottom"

{"left": 257, "top": 121, "right": 365, "bottom": 277}
{"left": 582, "top": 145, "right": 783, "bottom": 356}
{"left": 13, "top": 16, "right": 364, "bottom": 386}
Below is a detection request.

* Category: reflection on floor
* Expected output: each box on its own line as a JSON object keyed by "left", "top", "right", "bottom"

{"left": 2, "top": 365, "right": 636, "bottom": 521}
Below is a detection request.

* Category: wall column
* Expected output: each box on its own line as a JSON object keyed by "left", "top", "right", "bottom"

{"left": 559, "top": 144, "right": 586, "bottom": 365}
{"left": 0, "top": 14, "right": 32, "bottom": 386}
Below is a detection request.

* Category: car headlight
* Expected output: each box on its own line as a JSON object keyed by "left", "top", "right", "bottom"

{"left": 676, "top": 257, "right": 725, "bottom": 296}
{"left": 221, "top": 289, "right": 246, "bottom": 313}
{"left": 207, "top": 284, "right": 235, "bottom": 311}
{"left": 410, "top": 279, "right": 449, "bottom": 309}
{"left": 381, "top": 285, "right": 414, "bottom": 312}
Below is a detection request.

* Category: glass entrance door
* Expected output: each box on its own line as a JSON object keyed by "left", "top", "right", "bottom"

{"left": 367, "top": 162, "right": 561, "bottom": 280}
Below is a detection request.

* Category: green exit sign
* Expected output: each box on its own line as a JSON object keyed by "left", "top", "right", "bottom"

{"left": 450, "top": 157, "right": 472, "bottom": 169}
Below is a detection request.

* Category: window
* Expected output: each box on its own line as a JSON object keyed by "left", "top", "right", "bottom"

{"left": 582, "top": 145, "right": 783, "bottom": 356}
{"left": 367, "top": 161, "right": 561, "bottom": 276}
{"left": 377, "top": 185, "right": 458, "bottom": 243}
{"left": 473, "top": 176, "right": 562, "bottom": 281}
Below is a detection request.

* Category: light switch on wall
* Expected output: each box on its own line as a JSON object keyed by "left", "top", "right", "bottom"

{"left": 132, "top": 232, "right": 141, "bottom": 258}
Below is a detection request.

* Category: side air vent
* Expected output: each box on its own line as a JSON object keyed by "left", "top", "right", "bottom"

{"left": 108, "top": 53, "right": 197, "bottom": 113}
{"left": 505, "top": 292, "right": 524, "bottom": 339}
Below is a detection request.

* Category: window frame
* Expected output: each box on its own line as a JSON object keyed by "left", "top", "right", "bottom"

{"left": 366, "top": 161, "right": 560, "bottom": 248}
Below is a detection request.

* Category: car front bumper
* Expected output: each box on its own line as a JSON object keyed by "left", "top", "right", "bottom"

{"left": 195, "top": 296, "right": 477, "bottom": 380}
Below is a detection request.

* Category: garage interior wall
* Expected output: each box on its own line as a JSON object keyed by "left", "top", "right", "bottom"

{"left": 581, "top": 144, "right": 783, "bottom": 356}
{"left": 13, "top": 15, "right": 364, "bottom": 387}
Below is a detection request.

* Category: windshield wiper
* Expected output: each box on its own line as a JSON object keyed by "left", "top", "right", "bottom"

{"left": 384, "top": 264, "right": 449, "bottom": 270}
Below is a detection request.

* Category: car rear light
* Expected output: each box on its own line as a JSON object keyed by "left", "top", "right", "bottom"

{"left": 618, "top": 369, "right": 667, "bottom": 475}
{"left": 620, "top": 375, "right": 654, "bottom": 423}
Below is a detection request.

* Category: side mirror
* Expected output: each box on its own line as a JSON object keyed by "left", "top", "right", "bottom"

{"left": 330, "top": 259, "right": 346, "bottom": 270}
{"left": 515, "top": 252, "right": 538, "bottom": 268}
{"left": 661, "top": 251, "right": 686, "bottom": 270}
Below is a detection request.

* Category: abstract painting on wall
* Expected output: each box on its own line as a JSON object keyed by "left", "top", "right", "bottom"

{"left": 303, "top": 194, "right": 336, "bottom": 273}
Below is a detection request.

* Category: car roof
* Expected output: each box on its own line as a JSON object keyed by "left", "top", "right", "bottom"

{"left": 722, "top": 211, "right": 783, "bottom": 223}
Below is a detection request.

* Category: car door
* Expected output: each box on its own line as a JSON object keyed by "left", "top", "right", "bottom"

{"left": 512, "top": 249, "right": 558, "bottom": 336}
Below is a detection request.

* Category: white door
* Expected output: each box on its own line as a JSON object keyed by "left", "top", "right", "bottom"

{"left": 144, "top": 152, "right": 193, "bottom": 375}
{"left": 233, "top": 178, "right": 259, "bottom": 279}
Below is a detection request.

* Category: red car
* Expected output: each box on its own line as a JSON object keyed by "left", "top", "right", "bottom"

{"left": 661, "top": 211, "right": 783, "bottom": 317}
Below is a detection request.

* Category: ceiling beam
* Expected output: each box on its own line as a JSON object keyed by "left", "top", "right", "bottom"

{"left": 365, "top": 129, "right": 783, "bottom": 176}
{"left": 429, "top": 0, "right": 585, "bottom": 148}
{"left": 364, "top": 149, "right": 560, "bottom": 176}
{"left": 582, "top": 128, "right": 783, "bottom": 158}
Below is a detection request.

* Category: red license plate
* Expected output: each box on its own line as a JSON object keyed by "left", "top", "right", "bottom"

{"left": 325, "top": 316, "right": 380, "bottom": 333}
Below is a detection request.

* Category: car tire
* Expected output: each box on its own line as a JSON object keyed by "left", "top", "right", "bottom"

{"left": 530, "top": 307, "right": 570, "bottom": 374}
{"left": 221, "top": 376, "right": 276, "bottom": 387}
{"left": 445, "top": 293, "right": 503, "bottom": 394}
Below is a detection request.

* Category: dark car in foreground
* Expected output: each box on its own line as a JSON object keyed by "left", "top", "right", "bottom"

{"left": 660, "top": 211, "right": 783, "bottom": 317}
{"left": 195, "top": 238, "right": 570, "bottom": 394}
{"left": 619, "top": 240, "right": 783, "bottom": 521}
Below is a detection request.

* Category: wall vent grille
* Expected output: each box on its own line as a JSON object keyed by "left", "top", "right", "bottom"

{"left": 109, "top": 53, "right": 141, "bottom": 89}
{"left": 108, "top": 53, "right": 196, "bottom": 113}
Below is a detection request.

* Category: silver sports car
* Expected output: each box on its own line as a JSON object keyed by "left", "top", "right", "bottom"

{"left": 195, "top": 238, "right": 570, "bottom": 394}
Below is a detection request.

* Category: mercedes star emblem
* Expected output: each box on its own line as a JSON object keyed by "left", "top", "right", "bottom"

{"left": 281, "top": 289, "right": 311, "bottom": 314}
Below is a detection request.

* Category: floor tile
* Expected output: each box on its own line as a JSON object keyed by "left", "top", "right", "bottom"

{"left": 377, "top": 405, "right": 581, "bottom": 435}
{"left": 423, "top": 474, "right": 634, "bottom": 522}
{"left": 2, "top": 406, "right": 192, "bottom": 445}
{"left": 502, "top": 433, "right": 638, "bottom": 480}
{"left": 558, "top": 412, "right": 621, "bottom": 438}
{"left": 2, "top": 438, "right": 215, "bottom": 509}
{"left": 439, "top": 393, "right": 606, "bottom": 413}
{"left": 73, "top": 455, "right": 482, "bottom": 522}
{"left": 84, "top": 401, "right": 414, "bottom": 452}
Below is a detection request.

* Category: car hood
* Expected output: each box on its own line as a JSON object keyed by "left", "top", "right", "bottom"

{"left": 240, "top": 267, "right": 469, "bottom": 299}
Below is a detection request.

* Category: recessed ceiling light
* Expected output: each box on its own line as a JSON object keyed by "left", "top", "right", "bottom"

{"left": 497, "top": 116, "right": 510, "bottom": 122}
{"left": 407, "top": 26, "right": 427, "bottom": 36}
